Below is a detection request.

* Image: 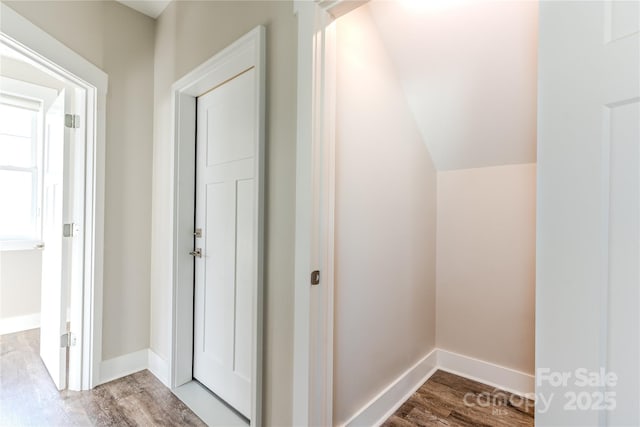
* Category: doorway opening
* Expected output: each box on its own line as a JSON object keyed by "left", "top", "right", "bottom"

{"left": 0, "top": 4, "right": 107, "bottom": 391}
{"left": 294, "top": 1, "right": 538, "bottom": 425}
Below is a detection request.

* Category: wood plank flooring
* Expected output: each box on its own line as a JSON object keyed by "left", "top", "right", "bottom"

{"left": 3, "top": 328, "right": 534, "bottom": 427}
{"left": 382, "top": 370, "right": 535, "bottom": 427}
{"left": 0, "top": 328, "right": 205, "bottom": 426}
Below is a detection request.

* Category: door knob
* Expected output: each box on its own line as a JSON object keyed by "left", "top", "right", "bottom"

{"left": 35, "top": 243, "right": 45, "bottom": 250}
{"left": 189, "top": 248, "right": 202, "bottom": 258}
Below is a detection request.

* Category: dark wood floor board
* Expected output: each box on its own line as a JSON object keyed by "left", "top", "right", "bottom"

{"left": 382, "top": 370, "right": 534, "bottom": 427}
{"left": 0, "top": 329, "right": 206, "bottom": 427}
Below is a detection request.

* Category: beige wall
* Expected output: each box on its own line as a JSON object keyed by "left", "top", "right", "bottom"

{"left": 5, "top": 1, "right": 156, "bottom": 360}
{"left": 436, "top": 164, "right": 536, "bottom": 374}
{"left": 151, "top": 2, "right": 297, "bottom": 424}
{"left": 333, "top": 6, "right": 437, "bottom": 425}
{"left": 0, "top": 250, "right": 42, "bottom": 320}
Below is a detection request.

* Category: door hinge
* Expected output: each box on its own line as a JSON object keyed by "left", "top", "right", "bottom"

{"left": 65, "top": 114, "right": 80, "bottom": 129}
{"left": 311, "top": 270, "right": 320, "bottom": 285}
{"left": 63, "top": 223, "right": 79, "bottom": 237}
{"left": 60, "top": 332, "right": 76, "bottom": 348}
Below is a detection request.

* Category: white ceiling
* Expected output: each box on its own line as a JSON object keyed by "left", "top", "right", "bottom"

{"left": 115, "top": 0, "right": 171, "bottom": 18}
{"left": 367, "top": 0, "right": 538, "bottom": 170}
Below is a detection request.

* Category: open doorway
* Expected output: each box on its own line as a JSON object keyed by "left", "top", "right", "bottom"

{"left": 0, "top": 41, "right": 86, "bottom": 391}
{"left": 294, "top": 0, "right": 537, "bottom": 425}
{"left": 0, "top": 3, "right": 107, "bottom": 391}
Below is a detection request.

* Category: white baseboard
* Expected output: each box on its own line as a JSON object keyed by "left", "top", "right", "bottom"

{"left": 147, "top": 349, "right": 170, "bottom": 387}
{"left": 100, "top": 349, "right": 148, "bottom": 385}
{"left": 437, "top": 349, "right": 535, "bottom": 398}
{"left": 344, "top": 348, "right": 438, "bottom": 427}
{"left": 98, "top": 348, "right": 170, "bottom": 388}
{"left": 0, "top": 312, "right": 40, "bottom": 335}
{"left": 344, "top": 348, "right": 535, "bottom": 426}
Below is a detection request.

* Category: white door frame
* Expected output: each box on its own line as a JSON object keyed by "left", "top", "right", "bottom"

{"left": 168, "top": 26, "right": 265, "bottom": 426}
{"left": 0, "top": 4, "right": 107, "bottom": 390}
{"left": 292, "top": 1, "right": 367, "bottom": 425}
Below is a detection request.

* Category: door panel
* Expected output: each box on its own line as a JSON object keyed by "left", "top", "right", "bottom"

{"left": 234, "top": 178, "right": 254, "bottom": 383}
{"left": 206, "top": 71, "right": 255, "bottom": 166}
{"left": 193, "top": 68, "right": 257, "bottom": 419}
{"left": 40, "top": 90, "right": 67, "bottom": 390}
{"left": 537, "top": 1, "right": 639, "bottom": 424}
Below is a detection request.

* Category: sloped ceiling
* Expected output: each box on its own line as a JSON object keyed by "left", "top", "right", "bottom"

{"left": 115, "top": 0, "right": 170, "bottom": 18}
{"left": 367, "top": 0, "right": 538, "bottom": 170}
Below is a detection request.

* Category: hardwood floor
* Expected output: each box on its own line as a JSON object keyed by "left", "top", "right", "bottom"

{"left": 382, "top": 370, "right": 535, "bottom": 427}
{"left": 0, "top": 328, "right": 205, "bottom": 426}
{"left": 3, "top": 329, "right": 534, "bottom": 427}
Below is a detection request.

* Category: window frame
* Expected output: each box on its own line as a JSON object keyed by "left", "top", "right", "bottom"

{"left": 0, "top": 77, "right": 58, "bottom": 251}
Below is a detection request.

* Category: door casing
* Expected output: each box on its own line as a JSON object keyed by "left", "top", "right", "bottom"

{"left": 293, "top": 1, "right": 366, "bottom": 425}
{"left": 168, "top": 25, "right": 265, "bottom": 426}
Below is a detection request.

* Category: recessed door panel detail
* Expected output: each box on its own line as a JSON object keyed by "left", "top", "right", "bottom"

{"left": 234, "top": 178, "right": 254, "bottom": 383}
{"left": 206, "top": 70, "right": 256, "bottom": 167}
{"left": 605, "top": 99, "right": 639, "bottom": 426}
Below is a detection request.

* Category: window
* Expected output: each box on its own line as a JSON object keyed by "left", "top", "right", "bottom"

{"left": 0, "top": 96, "right": 43, "bottom": 242}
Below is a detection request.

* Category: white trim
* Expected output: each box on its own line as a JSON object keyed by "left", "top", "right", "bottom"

{"left": 96, "top": 348, "right": 168, "bottom": 388}
{"left": 99, "top": 349, "right": 148, "bottom": 385}
{"left": 292, "top": 3, "right": 315, "bottom": 424}
{"left": 168, "top": 26, "right": 265, "bottom": 426}
{"left": 1, "top": 3, "right": 108, "bottom": 391}
{"left": 0, "top": 312, "right": 40, "bottom": 335}
{"left": 437, "top": 349, "right": 535, "bottom": 398}
{"left": 172, "top": 381, "right": 248, "bottom": 426}
{"left": 343, "top": 349, "right": 438, "bottom": 427}
{"left": 293, "top": 2, "right": 338, "bottom": 425}
{"left": 147, "top": 349, "right": 170, "bottom": 387}
{"left": 341, "top": 348, "right": 535, "bottom": 427}
{"left": 294, "top": 1, "right": 372, "bottom": 424}
{"left": 0, "top": 76, "right": 58, "bottom": 108}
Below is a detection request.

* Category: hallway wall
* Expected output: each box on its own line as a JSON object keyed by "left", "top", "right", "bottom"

{"left": 334, "top": 6, "right": 438, "bottom": 425}
{"left": 4, "top": 0, "right": 156, "bottom": 360}
{"left": 0, "top": 250, "right": 41, "bottom": 324}
{"left": 151, "top": 2, "right": 298, "bottom": 424}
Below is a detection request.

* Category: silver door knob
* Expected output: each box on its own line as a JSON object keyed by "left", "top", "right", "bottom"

{"left": 35, "top": 243, "right": 45, "bottom": 250}
{"left": 189, "top": 248, "right": 202, "bottom": 258}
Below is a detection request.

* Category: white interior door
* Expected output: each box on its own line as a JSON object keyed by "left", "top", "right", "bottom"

{"left": 193, "top": 69, "right": 258, "bottom": 419}
{"left": 537, "top": 1, "right": 639, "bottom": 425}
{"left": 40, "top": 89, "right": 67, "bottom": 390}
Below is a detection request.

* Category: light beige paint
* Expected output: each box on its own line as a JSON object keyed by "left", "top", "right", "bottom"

{"left": 5, "top": 1, "right": 155, "bottom": 360}
{"left": 151, "top": 2, "right": 297, "bottom": 424}
{"left": 333, "top": 6, "right": 437, "bottom": 425}
{"left": 368, "top": 0, "right": 538, "bottom": 171}
{"left": 0, "top": 250, "right": 42, "bottom": 319}
{"left": 436, "top": 164, "right": 536, "bottom": 374}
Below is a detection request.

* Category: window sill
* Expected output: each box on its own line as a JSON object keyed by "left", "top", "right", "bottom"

{"left": 0, "top": 240, "right": 44, "bottom": 252}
